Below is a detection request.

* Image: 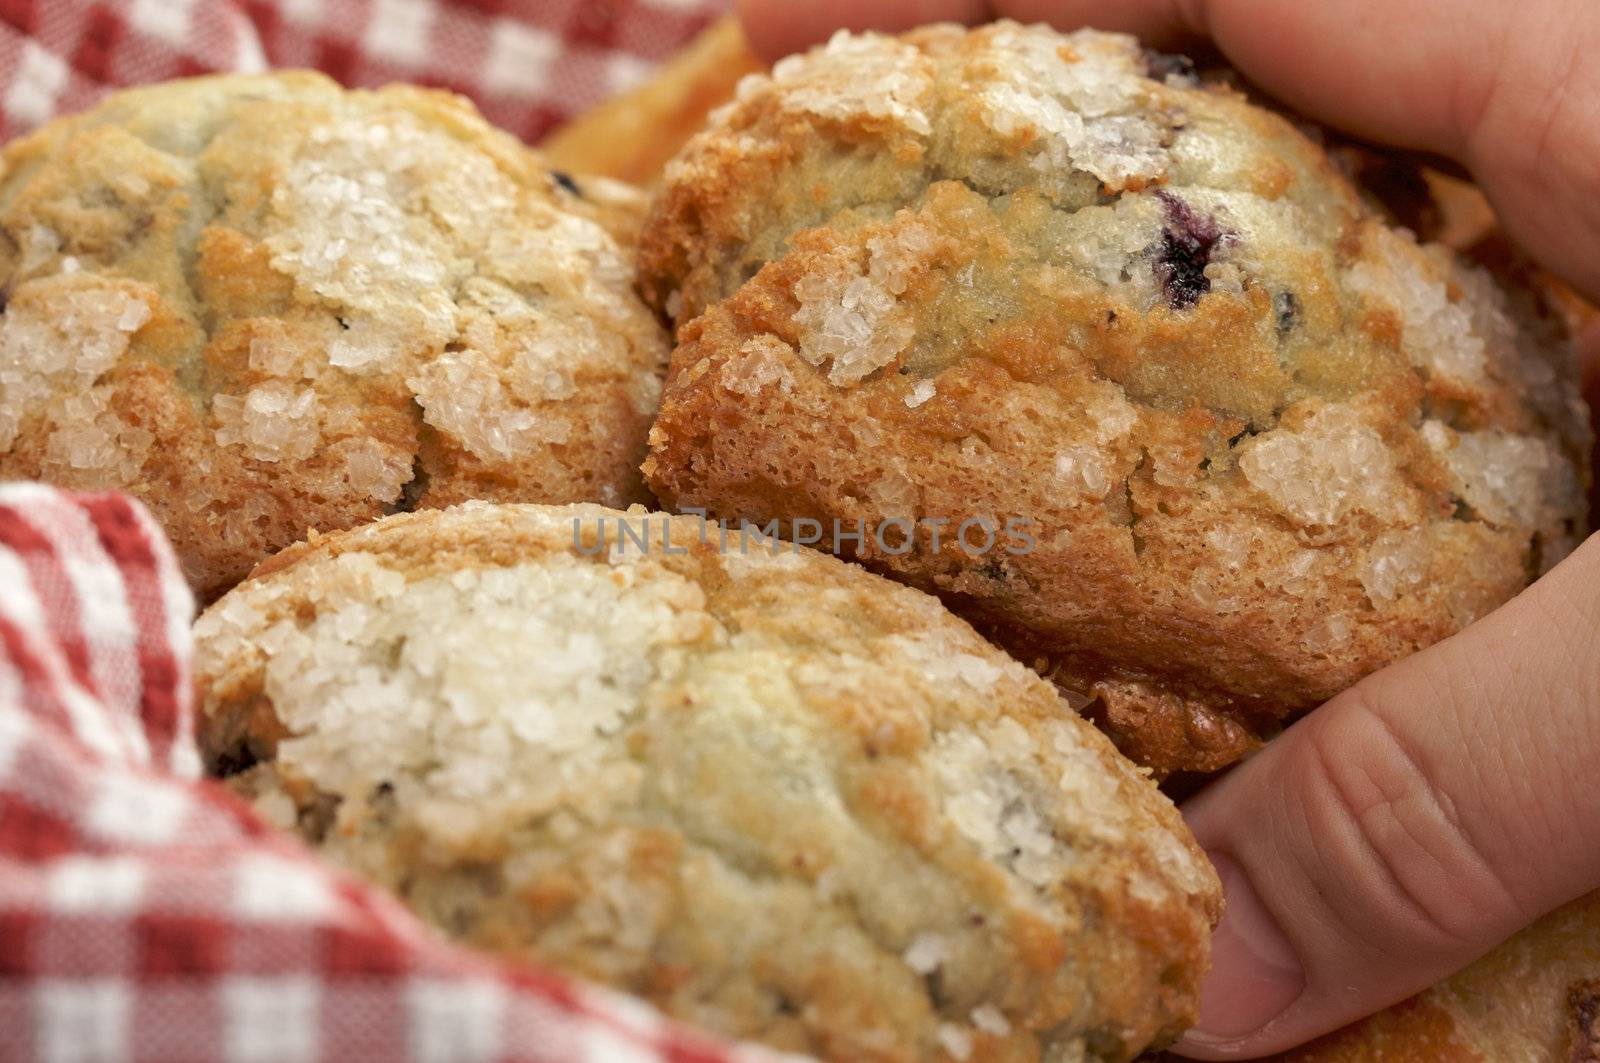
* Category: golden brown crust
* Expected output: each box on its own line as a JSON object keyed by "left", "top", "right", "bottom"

{"left": 0, "top": 72, "right": 668, "bottom": 598}
{"left": 1254, "top": 998, "right": 1483, "bottom": 1063}
{"left": 196, "top": 502, "right": 1221, "bottom": 1062}
{"left": 638, "top": 23, "right": 1593, "bottom": 774}
{"left": 1569, "top": 980, "right": 1600, "bottom": 1063}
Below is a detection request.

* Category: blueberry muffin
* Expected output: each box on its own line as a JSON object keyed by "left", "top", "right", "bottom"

{"left": 0, "top": 72, "right": 669, "bottom": 597}
{"left": 639, "top": 23, "right": 1593, "bottom": 775}
{"left": 195, "top": 502, "right": 1221, "bottom": 1063}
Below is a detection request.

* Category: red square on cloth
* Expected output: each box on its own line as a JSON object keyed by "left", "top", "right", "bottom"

{"left": 0, "top": 0, "right": 729, "bottom": 143}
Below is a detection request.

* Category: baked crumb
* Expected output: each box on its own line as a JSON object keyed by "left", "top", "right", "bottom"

{"left": 639, "top": 22, "right": 1593, "bottom": 775}
{"left": 196, "top": 502, "right": 1222, "bottom": 1063}
{"left": 0, "top": 72, "right": 669, "bottom": 597}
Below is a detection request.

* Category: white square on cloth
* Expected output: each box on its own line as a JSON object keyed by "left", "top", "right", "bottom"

{"left": 407, "top": 978, "right": 507, "bottom": 1063}
{"left": 37, "top": 979, "right": 130, "bottom": 1063}
{"left": 223, "top": 976, "right": 319, "bottom": 1063}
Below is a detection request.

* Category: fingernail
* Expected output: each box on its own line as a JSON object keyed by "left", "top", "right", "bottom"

{"left": 1178, "top": 851, "right": 1305, "bottom": 1050}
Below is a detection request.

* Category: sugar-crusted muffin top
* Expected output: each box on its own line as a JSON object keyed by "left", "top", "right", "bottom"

{"left": 639, "top": 23, "right": 1592, "bottom": 773}
{"left": 0, "top": 72, "right": 668, "bottom": 595}
{"left": 196, "top": 502, "right": 1220, "bottom": 1062}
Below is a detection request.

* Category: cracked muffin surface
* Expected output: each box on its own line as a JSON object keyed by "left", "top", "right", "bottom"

{"left": 0, "top": 71, "right": 669, "bottom": 597}
{"left": 639, "top": 22, "right": 1594, "bottom": 775}
{"left": 195, "top": 501, "right": 1221, "bottom": 1063}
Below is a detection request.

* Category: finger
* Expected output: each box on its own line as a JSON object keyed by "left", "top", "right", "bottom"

{"left": 1582, "top": 320, "right": 1600, "bottom": 529}
{"left": 741, "top": 0, "right": 1496, "bottom": 148}
{"left": 1171, "top": 534, "right": 1600, "bottom": 1058}
{"left": 997, "top": 0, "right": 1541, "bottom": 165}
{"left": 736, "top": 0, "right": 989, "bottom": 60}
{"left": 990, "top": 0, "right": 1210, "bottom": 50}
{"left": 736, "top": 0, "right": 1600, "bottom": 300}
{"left": 996, "top": 0, "right": 1578, "bottom": 170}
{"left": 1587, "top": 328, "right": 1600, "bottom": 531}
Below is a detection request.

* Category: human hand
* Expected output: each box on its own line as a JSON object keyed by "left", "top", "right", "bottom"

{"left": 738, "top": 0, "right": 1600, "bottom": 1056}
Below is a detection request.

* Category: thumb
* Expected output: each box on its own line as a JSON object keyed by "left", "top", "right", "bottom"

{"left": 1583, "top": 320, "right": 1600, "bottom": 527}
{"left": 1173, "top": 532, "right": 1600, "bottom": 1059}
{"left": 735, "top": 0, "right": 988, "bottom": 59}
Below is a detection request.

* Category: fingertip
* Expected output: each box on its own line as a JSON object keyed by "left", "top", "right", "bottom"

{"left": 1170, "top": 851, "right": 1306, "bottom": 1059}
{"left": 733, "top": 0, "right": 799, "bottom": 61}
{"left": 993, "top": 0, "right": 1207, "bottom": 49}
{"left": 736, "top": 0, "right": 989, "bottom": 60}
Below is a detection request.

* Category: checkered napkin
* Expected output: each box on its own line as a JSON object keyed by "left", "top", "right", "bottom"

{"left": 0, "top": 502, "right": 802, "bottom": 1055}
{"left": 0, "top": 0, "right": 727, "bottom": 144}
{"left": 0, "top": 4, "right": 795, "bottom": 1059}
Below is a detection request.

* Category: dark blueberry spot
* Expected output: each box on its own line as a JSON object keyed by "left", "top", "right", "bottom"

{"left": 1569, "top": 982, "right": 1600, "bottom": 1048}
{"left": 1274, "top": 290, "right": 1301, "bottom": 335}
{"left": 335, "top": 315, "right": 351, "bottom": 331}
{"left": 212, "top": 743, "right": 260, "bottom": 778}
{"left": 551, "top": 169, "right": 584, "bottom": 199}
{"left": 396, "top": 455, "right": 429, "bottom": 514}
{"left": 898, "top": 365, "right": 910, "bottom": 375}
{"left": 1143, "top": 48, "right": 1199, "bottom": 84}
{"left": 374, "top": 780, "right": 394, "bottom": 797}
{"left": 1105, "top": 309, "right": 1118, "bottom": 324}
{"left": 1153, "top": 191, "right": 1227, "bottom": 310}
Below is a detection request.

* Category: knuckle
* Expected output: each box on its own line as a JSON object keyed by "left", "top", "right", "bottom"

{"left": 1465, "top": 11, "right": 1595, "bottom": 188}
{"left": 1288, "top": 686, "right": 1523, "bottom": 956}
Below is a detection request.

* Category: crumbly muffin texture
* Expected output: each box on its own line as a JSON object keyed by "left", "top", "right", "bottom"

{"left": 0, "top": 72, "right": 668, "bottom": 597}
{"left": 195, "top": 502, "right": 1220, "bottom": 1063}
{"left": 639, "top": 23, "right": 1593, "bottom": 774}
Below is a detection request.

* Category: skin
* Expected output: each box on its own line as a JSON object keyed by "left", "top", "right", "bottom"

{"left": 738, "top": 0, "right": 1600, "bottom": 1057}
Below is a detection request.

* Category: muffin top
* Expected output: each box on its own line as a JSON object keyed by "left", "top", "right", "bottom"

{"left": 639, "top": 23, "right": 1592, "bottom": 773}
{"left": 196, "top": 501, "right": 1220, "bottom": 1063}
{"left": 0, "top": 72, "right": 668, "bottom": 596}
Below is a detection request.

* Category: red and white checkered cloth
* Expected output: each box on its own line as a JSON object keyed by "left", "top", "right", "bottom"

{"left": 0, "top": 0, "right": 727, "bottom": 144}
{"left": 0, "top": 484, "right": 798, "bottom": 1062}
{"left": 0, "top": 3, "right": 791, "bottom": 1056}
